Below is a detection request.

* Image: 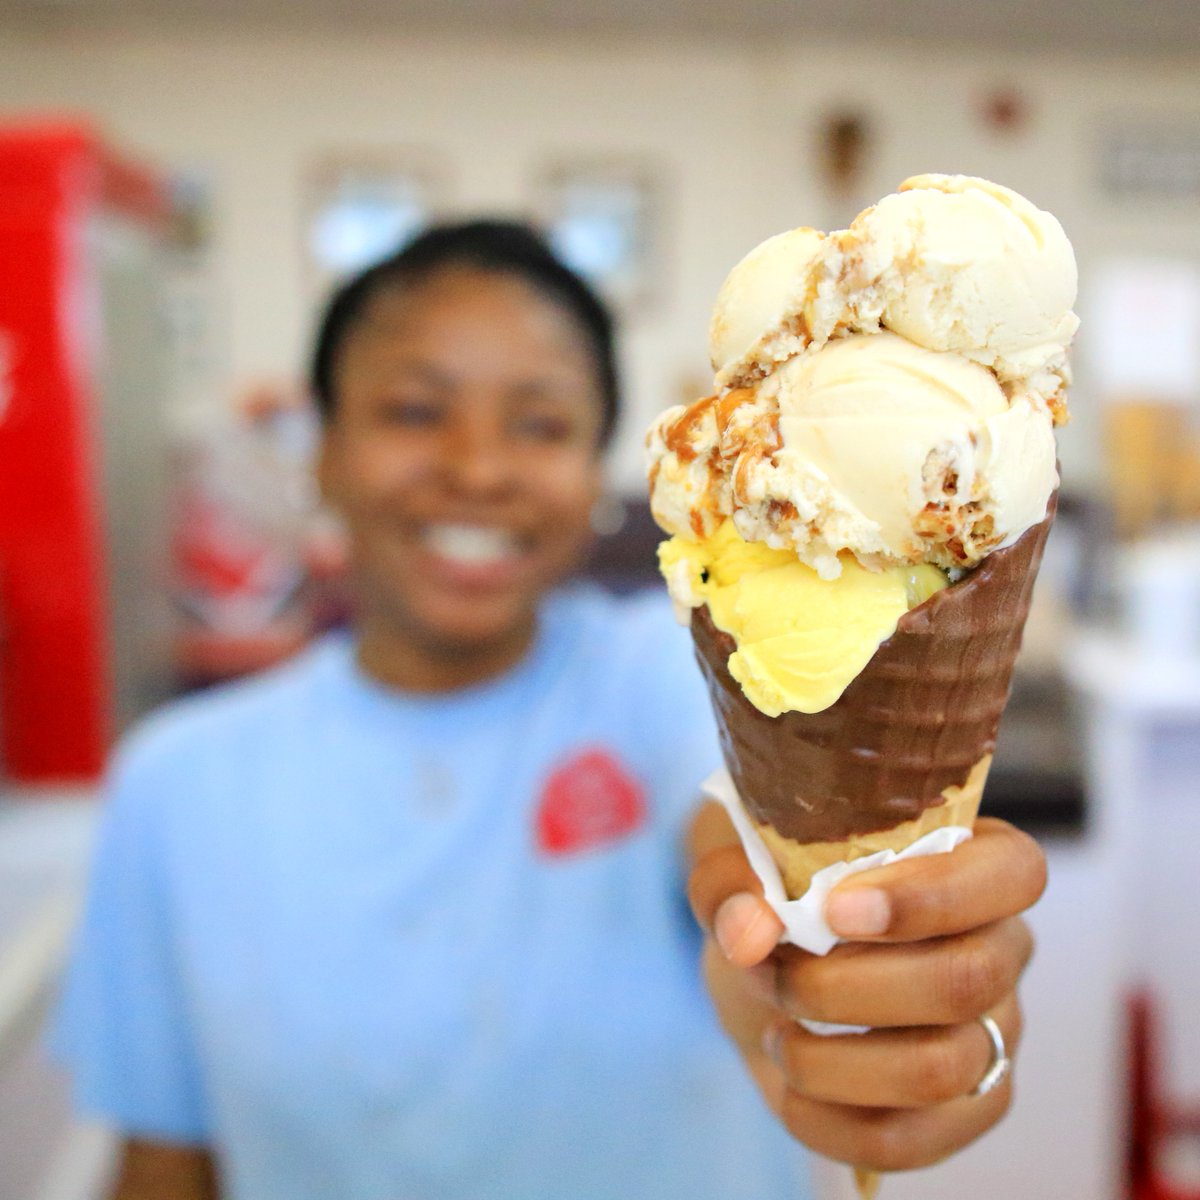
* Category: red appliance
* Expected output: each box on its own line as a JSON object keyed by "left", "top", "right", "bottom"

{"left": 0, "top": 121, "right": 173, "bottom": 784}
{"left": 1129, "top": 990, "right": 1200, "bottom": 1200}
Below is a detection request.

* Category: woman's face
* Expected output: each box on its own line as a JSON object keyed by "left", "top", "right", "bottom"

{"left": 318, "top": 267, "right": 606, "bottom": 664}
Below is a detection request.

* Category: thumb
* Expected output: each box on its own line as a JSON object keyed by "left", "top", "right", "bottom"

{"left": 687, "top": 802, "right": 783, "bottom": 967}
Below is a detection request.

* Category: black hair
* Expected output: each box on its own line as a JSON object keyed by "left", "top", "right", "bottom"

{"left": 309, "top": 219, "right": 620, "bottom": 449}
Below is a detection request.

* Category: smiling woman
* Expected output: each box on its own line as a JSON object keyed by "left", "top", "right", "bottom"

{"left": 316, "top": 255, "right": 608, "bottom": 689}
{"left": 49, "top": 221, "right": 817, "bottom": 1200}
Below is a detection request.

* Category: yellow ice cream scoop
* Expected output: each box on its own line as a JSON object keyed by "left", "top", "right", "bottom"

{"left": 659, "top": 519, "right": 947, "bottom": 717}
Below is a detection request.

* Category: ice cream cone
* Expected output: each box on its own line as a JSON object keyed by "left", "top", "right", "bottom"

{"left": 854, "top": 1166, "right": 881, "bottom": 1199}
{"left": 689, "top": 500, "right": 1054, "bottom": 896}
{"left": 754, "top": 754, "right": 990, "bottom": 899}
{"left": 647, "top": 174, "right": 1075, "bottom": 1200}
{"left": 696, "top": 510, "right": 1051, "bottom": 1200}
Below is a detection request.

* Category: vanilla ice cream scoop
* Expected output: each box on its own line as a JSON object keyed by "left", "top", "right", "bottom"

{"left": 747, "top": 332, "right": 1058, "bottom": 573}
{"left": 712, "top": 175, "right": 1078, "bottom": 415}
{"left": 650, "top": 331, "right": 1058, "bottom": 579}
{"left": 843, "top": 175, "right": 1078, "bottom": 403}
{"left": 709, "top": 227, "right": 825, "bottom": 381}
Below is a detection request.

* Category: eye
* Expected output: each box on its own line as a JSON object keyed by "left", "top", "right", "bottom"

{"left": 378, "top": 397, "right": 444, "bottom": 428}
{"left": 511, "top": 412, "right": 577, "bottom": 443}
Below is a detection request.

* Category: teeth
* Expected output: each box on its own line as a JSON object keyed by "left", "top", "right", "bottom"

{"left": 425, "top": 524, "right": 520, "bottom": 566}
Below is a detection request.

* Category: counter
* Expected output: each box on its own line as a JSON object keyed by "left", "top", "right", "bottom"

{"left": 0, "top": 790, "right": 107, "bottom": 1200}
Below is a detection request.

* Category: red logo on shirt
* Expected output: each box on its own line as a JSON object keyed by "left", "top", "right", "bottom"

{"left": 536, "top": 749, "right": 647, "bottom": 856}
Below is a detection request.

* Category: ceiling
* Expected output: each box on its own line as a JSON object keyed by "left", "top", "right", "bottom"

{"left": 5, "top": 0, "right": 1200, "bottom": 55}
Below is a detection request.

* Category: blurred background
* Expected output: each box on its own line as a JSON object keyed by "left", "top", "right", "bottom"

{"left": 0, "top": 2, "right": 1198, "bottom": 1197}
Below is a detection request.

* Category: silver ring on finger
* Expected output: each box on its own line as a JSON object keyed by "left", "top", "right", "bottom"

{"left": 972, "top": 1014, "right": 1011, "bottom": 1097}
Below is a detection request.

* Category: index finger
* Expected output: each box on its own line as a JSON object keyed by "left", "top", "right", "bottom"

{"left": 824, "top": 818, "right": 1047, "bottom": 943}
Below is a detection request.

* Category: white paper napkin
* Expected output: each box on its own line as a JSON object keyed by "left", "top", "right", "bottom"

{"left": 702, "top": 767, "right": 974, "bottom": 1035}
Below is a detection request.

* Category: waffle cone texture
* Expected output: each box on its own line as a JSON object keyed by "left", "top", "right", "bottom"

{"left": 756, "top": 753, "right": 990, "bottom": 900}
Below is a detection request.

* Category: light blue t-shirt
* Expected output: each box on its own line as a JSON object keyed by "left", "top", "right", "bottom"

{"left": 52, "top": 586, "right": 812, "bottom": 1200}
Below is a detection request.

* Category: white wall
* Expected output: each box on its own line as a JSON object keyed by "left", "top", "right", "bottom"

{"left": 1, "top": 26, "right": 1197, "bottom": 493}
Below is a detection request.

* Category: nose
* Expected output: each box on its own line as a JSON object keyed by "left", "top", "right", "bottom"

{"left": 440, "top": 410, "right": 517, "bottom": 498}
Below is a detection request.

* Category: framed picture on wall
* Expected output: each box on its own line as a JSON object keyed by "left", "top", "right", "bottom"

{"left": 1099, "top": 122, "right": 1200, "bottom": 201}
{"left": 302, "top": 152, "right": 448, "bottom": 300}
{"left": 535, "top": 157, "right": 662, "bottom": 314}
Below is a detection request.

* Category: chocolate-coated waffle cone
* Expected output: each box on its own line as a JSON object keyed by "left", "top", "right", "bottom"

{"left": 756, "top": 754, "right": 990, "bottom": 900}
{"left": 690, "top": 500, "right": 1055, "bottom": 854}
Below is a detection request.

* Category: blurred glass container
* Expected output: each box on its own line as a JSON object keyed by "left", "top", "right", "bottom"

{"left": 1117, "top": 528, "right": 1200, "bottom": 661}
{"left": 1104, "top": 401, "right": 1200, "bottom": 541}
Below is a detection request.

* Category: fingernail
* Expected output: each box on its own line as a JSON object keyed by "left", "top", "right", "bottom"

{"left": 826, "top": 887, "right": 891, "bottom": 937}
{"left": 714, "top": 893, "right": 765, "bottom": 961}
